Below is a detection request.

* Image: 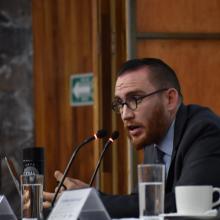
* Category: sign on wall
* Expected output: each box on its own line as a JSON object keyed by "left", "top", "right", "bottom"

{"left": 70, "top": 73, "right": 93, "bottom": 106}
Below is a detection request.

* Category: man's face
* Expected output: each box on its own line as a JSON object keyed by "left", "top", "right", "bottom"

{"left": 114, "top": 67, "right": 171, "bottom": 150}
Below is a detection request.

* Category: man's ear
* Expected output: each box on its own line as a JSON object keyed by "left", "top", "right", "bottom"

{"left": 166, "top": 88, "right": 180, "bottom": 111}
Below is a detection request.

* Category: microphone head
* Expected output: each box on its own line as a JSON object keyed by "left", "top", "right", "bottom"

{"left": 96, "top": 129, "right": 108, "bottom": 139}
{"left": 111, "top": 131, "right": 119, "bottom": 140}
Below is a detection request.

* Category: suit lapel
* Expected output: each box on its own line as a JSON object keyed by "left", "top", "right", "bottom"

{"left": 166, "top": 103, "right": 188, "bottom": 191}
{"left": 172, "top": 104, "right": 188, "bottom": 157}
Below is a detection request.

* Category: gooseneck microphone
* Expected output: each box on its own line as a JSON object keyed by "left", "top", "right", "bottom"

{"left": 51, "top": 129, "right": 107, "bottom": 207}
{"left": 89, "top": 131, "right": 119, "bottom": 186}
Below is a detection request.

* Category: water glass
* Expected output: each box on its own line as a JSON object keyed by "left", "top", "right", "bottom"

{"left": 21, "top": 174, "right": 44, "bottom": 220}
{"left": 138, "top": 164, "right": 165, "bottom": 220}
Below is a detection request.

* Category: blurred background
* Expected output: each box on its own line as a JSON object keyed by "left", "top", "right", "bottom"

{"left": 0, "top": 0, "right": 220, "bottom": 217}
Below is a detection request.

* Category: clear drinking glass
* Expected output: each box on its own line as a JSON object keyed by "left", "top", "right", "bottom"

{"left": 21, "top": 174, "right": 44, "bottom": 220}
{"left": 138, "top": 164, "right": 165, "bottom": 220}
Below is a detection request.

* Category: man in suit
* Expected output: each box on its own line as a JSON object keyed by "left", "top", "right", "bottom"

{"left": 44, "top": 58, "right": 220, "bottom": 218}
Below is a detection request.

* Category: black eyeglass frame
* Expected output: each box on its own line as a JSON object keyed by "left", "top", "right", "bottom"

{"left": 112, "top": 88, "right": 169, "bottom": 113}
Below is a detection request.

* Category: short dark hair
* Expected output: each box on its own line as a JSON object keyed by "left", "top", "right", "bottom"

{"left": 117, "top": 58, "right": 182, "bottom": 97}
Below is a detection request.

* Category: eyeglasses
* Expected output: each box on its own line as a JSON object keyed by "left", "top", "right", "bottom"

{"left": 112, "top": 88, "right": 169, "bottom": 114}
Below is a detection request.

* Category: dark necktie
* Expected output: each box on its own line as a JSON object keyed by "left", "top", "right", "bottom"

{"left": 155, "top": 145, "right": 165, "bottom": 164}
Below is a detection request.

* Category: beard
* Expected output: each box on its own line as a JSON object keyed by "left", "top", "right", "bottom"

{"left": 129, "top": 102, "right": 170, "bottom": 150}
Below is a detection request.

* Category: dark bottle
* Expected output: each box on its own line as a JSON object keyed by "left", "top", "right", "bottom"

{"left": 23, "top": 147, "right": 44, "bottom": 175}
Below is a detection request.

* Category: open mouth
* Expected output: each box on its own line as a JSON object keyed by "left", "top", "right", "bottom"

{"left": 128, "top": 125, "right": 140, "bottom": 131}
{"left": 127, "top": 125, "right": 143, "bottom": 136}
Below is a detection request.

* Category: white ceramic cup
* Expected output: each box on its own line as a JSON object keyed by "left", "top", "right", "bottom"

{"left": 175, "top": 185, "right": 220, "bottom": 215}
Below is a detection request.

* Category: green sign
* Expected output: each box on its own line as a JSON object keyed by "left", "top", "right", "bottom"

{"left": 70, "top": 73, "right": 93, "bottom": 106}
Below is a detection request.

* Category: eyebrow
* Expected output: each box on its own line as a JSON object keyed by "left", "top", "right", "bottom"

{"left": 114, "top": 90, "right": 147, "bottom": 99}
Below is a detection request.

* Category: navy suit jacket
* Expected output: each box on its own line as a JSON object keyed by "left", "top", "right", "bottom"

{"left": 100, "top": 104, "right": 220, "bottom": 218}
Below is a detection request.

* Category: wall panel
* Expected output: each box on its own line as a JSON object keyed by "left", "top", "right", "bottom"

{"left": 32, "top": 0, "right": 95, "bottom": 191}
{"left": 32, "top": 0, "right": 128, "bottom": 195}
{"left": 137, "top": 0, "right": 220, "bottom": 32}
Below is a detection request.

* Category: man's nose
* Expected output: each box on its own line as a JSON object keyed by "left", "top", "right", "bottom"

{"left": 121, "top": 105, "right": 134, "bottom": 121}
